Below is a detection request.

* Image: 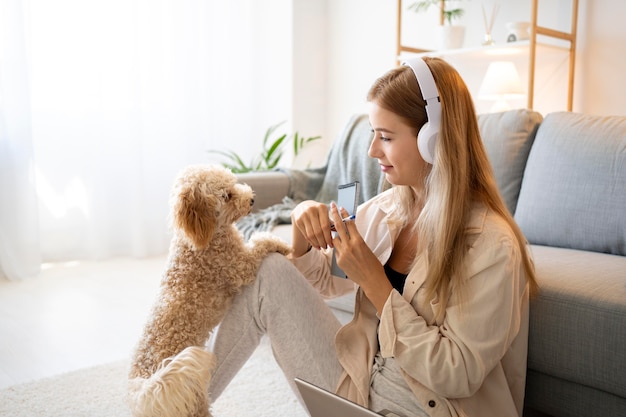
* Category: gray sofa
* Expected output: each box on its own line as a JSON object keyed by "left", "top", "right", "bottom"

{"left": 237, "top": 109, "right": 626, "bottom": 417}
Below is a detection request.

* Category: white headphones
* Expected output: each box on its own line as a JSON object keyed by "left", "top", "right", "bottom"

{"left": 402, "top": 58, "right": 441, "bottom": 165}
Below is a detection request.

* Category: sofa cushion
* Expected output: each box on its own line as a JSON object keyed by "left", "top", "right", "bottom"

{"left": 525, "top": 369, "right": 626, "bottom": 417}
{"left": 478, "top": 109, "right": 543, "bottom": 214}
{"left": 527, "top": 245, "right": 626, "bottom": 399}
{"left": 514, "top": 112, "right": 626, "bottom": 255}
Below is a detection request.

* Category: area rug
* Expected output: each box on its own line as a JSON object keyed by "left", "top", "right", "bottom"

{"left": 0, "top": 337, "right": 308, "bottom": 417}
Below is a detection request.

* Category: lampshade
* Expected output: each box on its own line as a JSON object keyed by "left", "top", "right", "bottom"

{"left": 478, "top": 61, "right": 524, "bottom": 99}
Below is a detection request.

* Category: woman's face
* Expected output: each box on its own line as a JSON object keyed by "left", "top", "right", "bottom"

{"left": 367, "top": 101, "right": 429, "bottom": 192}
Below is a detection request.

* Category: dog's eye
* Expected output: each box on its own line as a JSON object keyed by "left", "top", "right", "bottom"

{"left": 222, "top": 191, "right": 232, "bottom": 201}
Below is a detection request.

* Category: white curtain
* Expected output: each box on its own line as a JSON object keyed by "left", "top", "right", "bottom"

{"left": 0, "top": 0, "right": 41, "bottom": 280}
{"left": 0, "top": 0, "right": 291, "bottom": 280}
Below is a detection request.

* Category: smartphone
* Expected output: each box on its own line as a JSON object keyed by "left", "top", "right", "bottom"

{"left": 331, "top": 181, "right": 360, "bottom": 278}
{"left": 336, "top": 181, "right": 360, "bottom": 217}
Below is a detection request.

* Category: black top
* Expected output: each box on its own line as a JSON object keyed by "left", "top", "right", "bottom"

{"left": 384, "top": 262, "right": 408, "bottom": 294}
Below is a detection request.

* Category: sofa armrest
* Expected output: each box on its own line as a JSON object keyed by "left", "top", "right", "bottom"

{"left": 237, "top": 171, "right": 290, "bottom": 212}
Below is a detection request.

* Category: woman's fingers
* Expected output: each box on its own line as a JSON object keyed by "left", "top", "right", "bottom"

{"left": 329, "top": 202, "right": 352, "bottom": 242}
{"left": 294, "top": 202, "right": 334, "bottom": 249}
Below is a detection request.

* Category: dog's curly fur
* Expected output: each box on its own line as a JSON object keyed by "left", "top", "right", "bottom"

{"left": 127, "top": 164, "right": 291, "bottom": 417}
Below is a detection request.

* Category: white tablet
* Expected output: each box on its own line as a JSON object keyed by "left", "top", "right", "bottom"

{"left": 294, "top": 377, "right": 401, "bottom": 417}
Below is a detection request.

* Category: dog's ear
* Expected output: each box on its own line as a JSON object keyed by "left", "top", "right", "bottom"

{"left": 174, "top": 186, "right": 216, "bottom": 249}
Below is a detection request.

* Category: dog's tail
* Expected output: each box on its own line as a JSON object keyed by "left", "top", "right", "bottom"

{"left": 127, "top": 346, "right": 216, "bottom": 417}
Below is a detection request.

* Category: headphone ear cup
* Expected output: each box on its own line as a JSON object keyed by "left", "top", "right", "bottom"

{"left": 402, "top": 58, "right": 441, "bottom": 166}
{"left": 417, "top": 122, "right": 438, "bottom": 164}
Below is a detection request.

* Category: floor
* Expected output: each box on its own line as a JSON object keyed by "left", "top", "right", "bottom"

{"left": 0, "top": 256, "right": 168, "bottom": 389}
{"left": 0, "top": 257, "right": 555, "bottom": 416}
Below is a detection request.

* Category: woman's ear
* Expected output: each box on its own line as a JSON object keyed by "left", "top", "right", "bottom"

{"left": 173, "top": 186, "right": 216, "bottom": 249}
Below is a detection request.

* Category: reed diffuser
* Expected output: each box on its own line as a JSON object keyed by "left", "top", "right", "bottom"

{"left": 482, "top": 2, "right": 500, "bottom": 46}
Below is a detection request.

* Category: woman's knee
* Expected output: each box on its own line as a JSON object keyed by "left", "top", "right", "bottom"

{"left": 254, "top": 253, "right": 322, "bottom": 309}
{"left": 256, "top": 253, "right": 299, "bottom": 288}
{"left": 259, "top": 252, "right": 292, "bottom": 271}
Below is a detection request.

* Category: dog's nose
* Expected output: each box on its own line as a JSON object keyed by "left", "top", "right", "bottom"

{"left": 250, "top": 198, "right": 255, "bottom": 207}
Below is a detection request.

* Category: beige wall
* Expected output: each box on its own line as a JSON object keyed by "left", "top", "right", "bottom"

{"left": 575, "top": 0, "right": 626, "bottom": 116}
{"left": 293, "top": 0, "right": 625, "bottom": 167}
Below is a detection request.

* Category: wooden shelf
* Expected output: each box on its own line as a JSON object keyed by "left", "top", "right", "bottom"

{"left": 398, "top": 40, "right": 569, "bottom": 61}
{"left": 396, "top": 0, "right": 579, "bottom": 111}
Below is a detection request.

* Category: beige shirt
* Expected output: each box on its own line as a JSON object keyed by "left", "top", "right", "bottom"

{"left": 291, "top": 189, "right": 530, "bottom": 417}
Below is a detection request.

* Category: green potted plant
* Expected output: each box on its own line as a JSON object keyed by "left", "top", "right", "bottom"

{"left": 208, "top": 121, "right": 321, "bottom": 173}
{"left": 407, "top": 0, "right": 466, "bottom": 50}
{"left": 408, "top": 0, "right": 465, "bottom": 25}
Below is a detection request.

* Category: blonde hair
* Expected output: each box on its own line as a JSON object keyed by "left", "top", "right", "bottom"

{"left": 367, "top": 57, "right": 538, "bottom": 322}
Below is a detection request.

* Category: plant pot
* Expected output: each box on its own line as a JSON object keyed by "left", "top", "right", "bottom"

{"left": 436, "top": 25, "right": 465, "bottom": 50}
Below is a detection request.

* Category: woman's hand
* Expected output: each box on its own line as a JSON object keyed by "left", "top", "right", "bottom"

{"left": 329, "top": 203, "right": 392, "bottom": 313}
{"left": 290, "top": 200, "right": 335, "bottom": 257}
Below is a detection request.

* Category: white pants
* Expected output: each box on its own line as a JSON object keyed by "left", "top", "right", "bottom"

{"left": 208, "top": 253, "right": 344, "bottom": 399}
{"left": 208, "top": 253, "right": 428, "bottom": 417}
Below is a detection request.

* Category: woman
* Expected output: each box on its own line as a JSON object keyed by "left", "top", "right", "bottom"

{"left": 208, "top": 57, "right": 537, "bottom": 417}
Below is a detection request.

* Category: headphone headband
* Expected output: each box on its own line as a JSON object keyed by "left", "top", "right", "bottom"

{"left": 402, "top": 58, "right": 440, "bottom": 103}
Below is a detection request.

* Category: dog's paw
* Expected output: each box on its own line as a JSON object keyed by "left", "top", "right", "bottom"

{"left": 249, "top": 232, "right": 292, "bottom": 256}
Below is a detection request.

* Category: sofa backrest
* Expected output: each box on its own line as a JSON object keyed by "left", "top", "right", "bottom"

{"left": 309, "top": 110, "right": 543, "bottom": 216}
{"left": 514, "top": 112, "right": 626, "bottom": 256}
{"left": 478, "top": 109, "right": 543, "bottom": 214}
